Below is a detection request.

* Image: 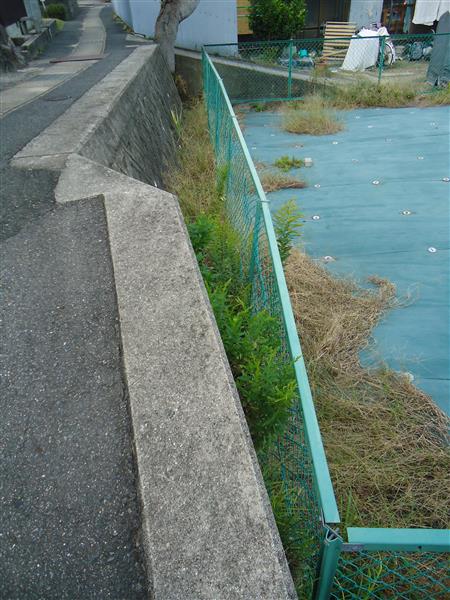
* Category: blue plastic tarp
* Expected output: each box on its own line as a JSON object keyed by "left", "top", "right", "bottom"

{"left": 244, "top": 105, "right": 450, "bottom": 414}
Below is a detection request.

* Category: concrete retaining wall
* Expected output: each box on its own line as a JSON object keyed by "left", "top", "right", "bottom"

{"left": 12, "top": 45, "right": 296, "bottom": 599}
{"left": 175, "top": 49, "right": 315, "bottom": 102}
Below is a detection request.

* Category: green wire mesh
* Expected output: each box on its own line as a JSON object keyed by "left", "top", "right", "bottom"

{"left": 205, "top": 33, "right": 443, "bottom": 103}
{"left": 332, "top": 550, "right": 450, "bottom": 599}
{"left": 203, "top": 50, "right": 325, "bottom": 596}
{"left": 202, "top": 48, "right": 449, "bottom": 599}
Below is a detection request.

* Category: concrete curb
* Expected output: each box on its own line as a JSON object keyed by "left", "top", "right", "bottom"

{"left": 56, "top": 154, "right": 297, "bottom": 599}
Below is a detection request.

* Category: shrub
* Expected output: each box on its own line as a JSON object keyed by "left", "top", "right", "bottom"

{"left": 189, "top": 213, "right": 297, "bottom": 451}
{"left": 274, "top": 199, "right": 303, "bottom": 264}
{"left": 249, "top": 0, "right": 306, "bottom": 40}
{"left": 44, "top": 3, "right": 68, "bottom": 21}
{"left": 274, "top": 155, "right": 304, "bottom": 171}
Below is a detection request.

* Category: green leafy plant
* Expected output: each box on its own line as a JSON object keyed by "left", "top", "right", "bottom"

{"left": 262, "top": 464, "right": 318, "bottom": 597}
{"left": 249, "top": 0, "right": 307, "bottom": 40}
{"left": 189, "top": 213, "right": 296, "bottom": 451}
{"left": 170, "top": 107, "right": 183, "bottom": 138}
{"left": 274, "top": 155, "right": 304, "bottom": 172}
{"left": 216, "top": 163, "right": 229, "bottom": 199}
{"left": 44, "top": 3, "right": 67, "bottom": 20}
{"left": 274, "top": 199, "right": 303, "bottom": 263}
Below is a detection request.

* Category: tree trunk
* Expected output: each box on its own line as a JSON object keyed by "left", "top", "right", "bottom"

{"left": 0, "top": 24, "right": 26, "bottom": 72}
{"left": 154, "top": 0, "right": 199, "bottom": 72}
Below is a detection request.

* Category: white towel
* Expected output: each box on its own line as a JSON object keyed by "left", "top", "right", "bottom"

{"left": 413, "top": 0, "right": 450, "bottom": 26}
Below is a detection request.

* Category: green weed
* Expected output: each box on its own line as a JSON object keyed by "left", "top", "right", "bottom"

{"left": 274, "top": 155, "right": 304, "bottom": 172}
{"left": 251, "top": 102, "right": 269, "bottom": 112}
{"left": 170, "top": 108, "right": 183, "bottom": 139}
{"left": 189, "top": 213, "right": 296, "bottom": 451}
{"left": 274, "top": 199, "right": 304, "bottom": 264}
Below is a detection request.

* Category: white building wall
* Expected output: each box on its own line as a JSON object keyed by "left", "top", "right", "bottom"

{"left": 24, "top": 0, "right": 43, "bottom": 28}
{"left": 112, "top": 0, "right": 132, "bottom": 25}
{"left": 125, "top": 0, "right": 237, "bottom": 50}
{"left": 349, "top": 0, "right": 383, "bottom": 29}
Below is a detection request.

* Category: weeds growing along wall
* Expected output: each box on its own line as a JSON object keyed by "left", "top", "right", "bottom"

{"left": 202, "top": 48, "right": 450, "bottom": 599}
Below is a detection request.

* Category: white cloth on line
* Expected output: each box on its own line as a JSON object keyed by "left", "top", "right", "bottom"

{"left": 413, "top": 0, "right": 450, "bottom": 26}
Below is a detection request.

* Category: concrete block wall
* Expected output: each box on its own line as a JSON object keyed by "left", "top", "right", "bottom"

{"left": 80, "top": 46, "right": 181, "bottom": 187}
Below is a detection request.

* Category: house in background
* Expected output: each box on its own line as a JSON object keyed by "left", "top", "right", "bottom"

{"left": 112, "top": 0, "right": 447, "bottom": 52}
{"left": 112, "top": 0, "right": 238, "bottom": 50}
{"left": 2, "top": 0, "right": 43, "bottom": 38}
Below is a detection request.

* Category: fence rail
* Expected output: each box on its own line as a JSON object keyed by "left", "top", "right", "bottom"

{"left": 202, "top": 48, "right": 449, "bottom": 599}
{"left": 205, "top": 32, "right": 448, "bottom": 103}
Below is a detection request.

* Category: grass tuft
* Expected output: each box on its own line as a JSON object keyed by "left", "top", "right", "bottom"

{"left": 283, "top": 95, "right": 344, "bottom": 135}
{"left": 259, "top": 170, "right": 307, "bottom": 193}
{"left": 418, "top": 83, "right": 450, "bottom": 106}
{"left": 327, "top": 80, "right": 417, "bottom": 108}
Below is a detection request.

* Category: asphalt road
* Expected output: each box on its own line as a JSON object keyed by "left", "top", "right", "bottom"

{"left": 1, "top": 4, "right": 135, "bottom": 240}
{"left": 0, "top": 6, "right": 149, "bottom": 598}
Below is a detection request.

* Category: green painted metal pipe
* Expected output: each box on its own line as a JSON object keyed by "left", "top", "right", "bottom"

{"left": 347, "top": 528, "right": 450, "bottom": 552}
{"left": 378, "top": 36, "right": 386, "bottom": 85}
{"left": 315, "top": 529, "right": 343, "bottom": 600}
{"left": 287, "top": 39, "right": 293, "bottom": 99}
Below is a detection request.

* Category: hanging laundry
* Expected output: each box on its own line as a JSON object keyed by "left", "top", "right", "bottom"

{"left": 413, "top": 0, "right": 450, "bottom": 26}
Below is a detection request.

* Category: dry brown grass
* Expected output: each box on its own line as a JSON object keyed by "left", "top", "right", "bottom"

{"left": 285, "top": 249, "right": 450, "bottom": 530}
{"left": 259, "top": 170, "right": 306, "bottom": 193}
{"left": 282, "top": 95, "right": 344, "bottom": 135}
{"left": 165, "top": 99, "right": 218, "bottom": 220}
{"left": 418, "top": 84, "right": 450, "bottom": 106}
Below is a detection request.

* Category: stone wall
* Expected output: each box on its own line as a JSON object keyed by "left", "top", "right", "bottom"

{"left": 81, "top": 46, "right": 181, "bottom": 187}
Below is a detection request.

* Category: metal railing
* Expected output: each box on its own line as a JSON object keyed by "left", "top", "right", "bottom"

{"left": 205, "top": 32, "right": 447, "bottom": 103}
{"left": 202, "top": 47, "right": 450, "bottom": 599}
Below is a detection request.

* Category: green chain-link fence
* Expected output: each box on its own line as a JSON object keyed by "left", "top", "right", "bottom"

{"left": 202, "top": 48, "right": 450, "bottom": 599}
{"left": 205, "top": 32, "right": 448, "bottom": 103}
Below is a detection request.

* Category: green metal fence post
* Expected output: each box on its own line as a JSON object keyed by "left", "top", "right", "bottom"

{"left": 225, "top": 123, "right": 233, "bottom": 195}
{"left": 214, "top": 81, "right": 221, "bottom": 150}
{"left": 315, "top": 529, "right": 343, "bottom": 600}
{"left": 288, "top": 39, "right": 293, "bottom": 99}
{"left": 248, "top": 202, "right": 261, "bottom": 287}
{"left": 378, "top": 36, "right": 386, "bottom": 84}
